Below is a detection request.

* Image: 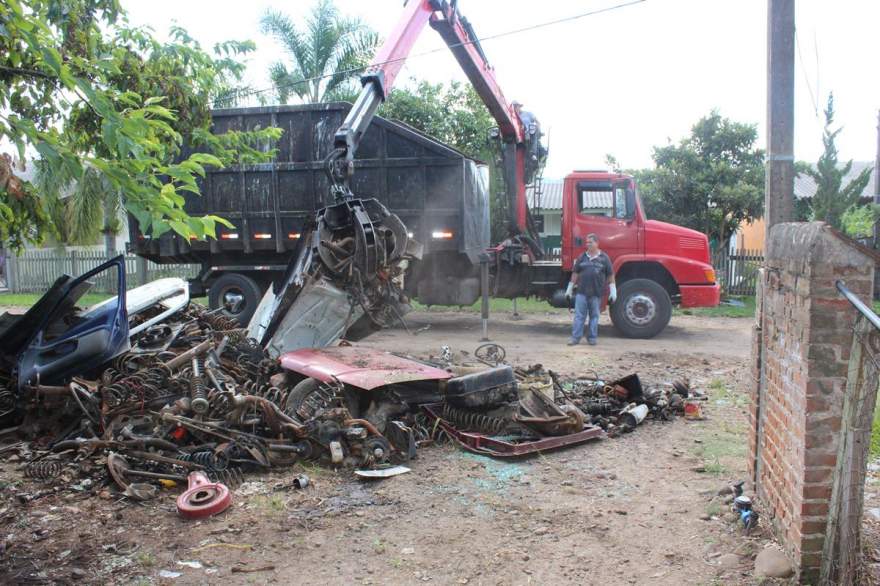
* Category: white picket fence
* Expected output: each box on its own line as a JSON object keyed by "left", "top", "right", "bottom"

{"left": 5, "top": 249, "right": 199, "bottom": 293}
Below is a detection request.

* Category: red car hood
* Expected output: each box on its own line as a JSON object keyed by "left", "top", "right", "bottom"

{"left": 280, "top": 346, "right": 452, "bottom": 390}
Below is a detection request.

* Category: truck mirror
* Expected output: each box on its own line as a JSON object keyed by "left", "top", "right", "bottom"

{"left": 625, "top": 189, "right": 637, "bottom": 219}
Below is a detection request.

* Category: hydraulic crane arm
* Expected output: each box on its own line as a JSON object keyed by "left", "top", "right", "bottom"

{"left": 327, "top": 0, "right": 540, "bottom": 237}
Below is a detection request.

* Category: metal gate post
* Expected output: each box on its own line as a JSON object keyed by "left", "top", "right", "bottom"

{"left": 480, "top": 253, "right": 490, "bottom": 341}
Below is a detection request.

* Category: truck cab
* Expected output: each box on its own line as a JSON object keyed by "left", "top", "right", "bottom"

{"left": 560, "top": 171, "right": 720, "bottom": 338}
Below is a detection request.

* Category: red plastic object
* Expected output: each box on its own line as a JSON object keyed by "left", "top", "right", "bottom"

{"left": 176, "top": 471, "right": 231, "bottom": 519}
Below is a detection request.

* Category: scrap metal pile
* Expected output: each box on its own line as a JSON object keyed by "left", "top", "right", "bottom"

{"left": 1, "top": 305, "right": 433, "bottom": 510}
{"left": 0, "top": 264, "right": 705, "bottom": 514}
{"left": 415, "top": 345, "right": 705, "bottom": 457}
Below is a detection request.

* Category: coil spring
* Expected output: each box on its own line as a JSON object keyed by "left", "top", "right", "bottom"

{"left": 199, "top": 311, "right": 240, "bottom": 332}
{"left": 441, "top": 403, "right": 507, "bottom": 435}
{"left": 178, "top": 450, "right": 229, "bottom": 471}
{"left": 210, "top": 467, "right": 243, "bottom": 488}
{"left": 101, "top": 366, "right": 170, "bottom": 408}
{"left": 253, "top": 386, "right": 286, "bottom": 407}
{"left": 189, "top": 357, "right": 209, "bottom": 413}
{"left": 0, "top": 385, "right": 16, "bottom": 417}
{"left": 26, "top": 460, "right": 62, "bottom": 481}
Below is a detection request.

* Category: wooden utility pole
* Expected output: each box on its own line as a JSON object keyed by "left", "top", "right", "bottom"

{"left": 756, "top": 0, "right": 796, "bottom": 499}
{"left": 764, "top": 0, "right": 796, "bottom": 242}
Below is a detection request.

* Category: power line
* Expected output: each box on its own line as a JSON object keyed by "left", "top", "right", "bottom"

{"left": 215, "top": 0, "right": 647, "bottom": 107}
{"left": 795, "top": 29, "right": 819, "bottom": 117}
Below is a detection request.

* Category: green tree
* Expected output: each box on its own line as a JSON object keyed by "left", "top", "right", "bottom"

{"left": 1, "top": 0, "right": 280, "bottom": 250}
{"left": 260, "top": 0, "right": 379, "bottom": 104}
{"left": 802, "top": 93, "right": 872, "bottom": 230}
{"left": 637, "top": 111, "right": 765, "bottom": 248}
{"left": 380, "top": 80, "right": 494, "bottom": 159}
{"left": 841, "top": 203, "right": 880, "bottom": 239}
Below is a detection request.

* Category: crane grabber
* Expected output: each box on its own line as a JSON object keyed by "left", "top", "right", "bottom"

{"left": 324, "top": 0, "right": 547, "bottom": 270}
{"left": 251, "top": 0, "right": 546, "bottom": 352}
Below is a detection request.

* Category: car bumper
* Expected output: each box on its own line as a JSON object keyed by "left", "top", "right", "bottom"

{"left": 679, "top": 283, "right": 721, "bottom": 308}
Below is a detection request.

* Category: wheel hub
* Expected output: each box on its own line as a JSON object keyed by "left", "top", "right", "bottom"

{"left": 625, "top": 294, "right": 656, "bottom": 326}
{"left": 222, "top": 290, "right": 245, "bottom": 314}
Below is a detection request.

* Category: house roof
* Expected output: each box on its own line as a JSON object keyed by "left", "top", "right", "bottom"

{"left": 795, "top": 161, "right": 876, "bottom": 200}
{"left": 527, "top": 179, "right": 563, "bottom": 210}
{"left": 527, "top": 178, "right": 615, "bottom": 211}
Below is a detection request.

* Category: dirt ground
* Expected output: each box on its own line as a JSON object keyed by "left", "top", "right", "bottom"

{"left": 1, "top": 310, "right": 793, "bottom": 585}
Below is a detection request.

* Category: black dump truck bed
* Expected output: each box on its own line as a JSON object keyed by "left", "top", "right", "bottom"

{"left": 130, "top": 102, "right": 489, "bottom": 269}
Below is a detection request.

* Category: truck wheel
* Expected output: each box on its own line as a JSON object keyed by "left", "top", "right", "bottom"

{"left": 208, "top": 273, "right": 263, "bottom": 326}
{"left": 610, "top": 278, "right": 672, "bottom": 339}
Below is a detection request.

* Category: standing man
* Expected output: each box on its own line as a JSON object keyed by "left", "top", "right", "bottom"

{"left": 565, "top": 233, "right": 616, "bottom": 345}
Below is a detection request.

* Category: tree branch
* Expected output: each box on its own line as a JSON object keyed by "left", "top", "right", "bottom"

{"left": 0, "top": 65, "right": 55, "bottom": 80}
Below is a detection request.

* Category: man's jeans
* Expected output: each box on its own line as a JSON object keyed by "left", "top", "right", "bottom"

{"left": 571, "top": 294, "right": 600, "bottom": 343}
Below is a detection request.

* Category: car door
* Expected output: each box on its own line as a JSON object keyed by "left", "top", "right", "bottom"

{"left": 569, "top": 179, "right": 640, "bottom": 264}
{"left": 16, "top": 256, "right": 129, "bottom": 387}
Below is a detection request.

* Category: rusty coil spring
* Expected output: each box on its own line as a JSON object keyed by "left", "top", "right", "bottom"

{"left": 199, "top": 311, "right": 240, "bottom": 332}
{"left": 253, "top": 386, "right": 286, "bottom": 407}
{"left": 0, "top": 385, "right": 16, "bottom": 417}
{"left": 178, "top": 450, "right": 229, "bottom": 471}
{"left": 441, "top": 403, "right": 507, "bottom": 435}
{"left": 101, "top": 366, "right": 170, "bottom": 408}
{"left": 26, "top": 460, "right": 62, "bottom": 481}
{"left": 209, "top": 467, "right": 244, "bottom": 488}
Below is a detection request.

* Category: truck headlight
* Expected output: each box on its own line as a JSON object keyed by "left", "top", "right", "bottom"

{"left": 431, "top": 230, "right": 454, "bottom": 240}
{"left": 704, "top": 268, "right": 716, "bottom": 283}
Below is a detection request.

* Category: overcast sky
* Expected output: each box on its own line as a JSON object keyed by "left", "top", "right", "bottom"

{"left": 124, "top": 0, "right": 879, "bottom": 179}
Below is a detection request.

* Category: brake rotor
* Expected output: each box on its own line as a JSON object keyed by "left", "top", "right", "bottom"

{"left": 176, "top": 471, "right": 232, "bottom": 519}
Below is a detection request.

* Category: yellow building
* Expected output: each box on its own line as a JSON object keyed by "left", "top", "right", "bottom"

{"left": 731, "top": 162, "right": 876, "bottom": 252}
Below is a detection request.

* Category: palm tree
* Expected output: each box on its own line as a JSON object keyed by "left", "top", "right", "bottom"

{"left": 34, "top": 161, "right": 121, "bottom": 253}
{"left": 260, "top": 0, "right": 379, "bottom": 104}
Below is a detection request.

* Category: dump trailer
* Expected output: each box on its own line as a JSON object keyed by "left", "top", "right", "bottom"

{"left": 129, "top": 103, "right": 490, "bottom": 323}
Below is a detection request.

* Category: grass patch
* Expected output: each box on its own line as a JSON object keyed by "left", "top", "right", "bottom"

{"left": 871, "top": 405, "right": 880, "bottom": 460}
{"left": 0, "top": 292, "right": 111, "bottom": 308}
{"left": 705, "top": 500, "right": 724, "bottom": 517}
{"left": 412, "top": 297, "right": 562, "bottom": 314}
{"left": 0, "top": 292, "right": 207, "bottom": 309}
{"left": 676, "top": 295, "right": 755, "bottom": 318}
{"left": 136, "top": 551, "right": 155, "bottom": 568}
{"left": 253, "top": 494, "right": 286, "bottom": 515}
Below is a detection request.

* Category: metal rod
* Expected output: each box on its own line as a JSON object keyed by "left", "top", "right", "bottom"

{"left": 480, "top": 254, "right": 490, "bottom": 341}
{"left": 163, "top": 339, "right": 213, "bottom": 371}
{"left": 836, "top": 280, "right": 880, "bottom": 331}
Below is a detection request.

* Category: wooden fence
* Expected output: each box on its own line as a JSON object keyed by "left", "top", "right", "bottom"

{"left": 712, "top": 248, "right": 763, "bottom": 297}
{"left": 5, "top": 249, "right": 199, "bottom": 294}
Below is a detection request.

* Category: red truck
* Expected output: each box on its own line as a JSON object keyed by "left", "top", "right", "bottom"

{"left": 546, "top": 170, "right": 719, "bottom": 338}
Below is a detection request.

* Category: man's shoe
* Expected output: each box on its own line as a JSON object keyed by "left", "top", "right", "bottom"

{"left": 567, "top": 340, "right": 579, "bottom": 346}
{"left": 587, "top": 339, "right": 597, "bottom": 346}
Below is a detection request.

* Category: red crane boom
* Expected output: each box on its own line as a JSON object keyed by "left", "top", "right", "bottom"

{"left": 327, "top": 0, "right": 540, "bottom": 239}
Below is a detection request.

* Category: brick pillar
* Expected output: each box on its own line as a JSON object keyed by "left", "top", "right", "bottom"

{"left": 750, "top": 222, "right": 875, "bottom": 582}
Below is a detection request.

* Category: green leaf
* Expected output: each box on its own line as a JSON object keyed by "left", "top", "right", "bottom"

{"left": 187, "top": 153, "right": 224, "bottom": 168}
{"left": 207, "top": 214, "right": 235, "bottom": 229}
{"left": 169, "top": 219, "right": 191, "bottom": 238}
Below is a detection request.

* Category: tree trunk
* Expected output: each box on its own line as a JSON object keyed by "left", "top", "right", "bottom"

{"left": 103, "top": 197, "right": 115, "bottom": 257}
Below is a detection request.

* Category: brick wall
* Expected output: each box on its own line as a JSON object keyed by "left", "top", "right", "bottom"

{"left": 749, "top": 222, "right": 875, "bottom": 582}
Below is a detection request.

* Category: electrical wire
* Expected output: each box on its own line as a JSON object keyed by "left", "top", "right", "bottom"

{"left": 215, "top": 0, "right": 647, "bottom": 107}
{"left": 795, "top": 29, "right": 819, "bottom": 117}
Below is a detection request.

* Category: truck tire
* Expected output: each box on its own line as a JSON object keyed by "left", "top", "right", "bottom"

{"left": 609, "top": 278, "right": 672, "bottom": 339}
{"left": 208, "top": 272, "right": 263, "bottom": 326}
